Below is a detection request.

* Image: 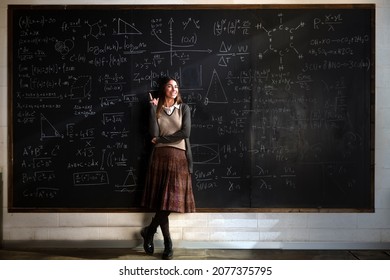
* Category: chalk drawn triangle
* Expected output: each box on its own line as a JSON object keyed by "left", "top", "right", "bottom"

{"left": 114, "top": 169, "right": 137, "bottom": 193}
{"left": 205, "top": 69, "right": 228, "bottom": 104}
{"left": 123, "top": 169, "right": 136, "bottom": 187}
{"left": 117, "top": 18, "right": 142, "bottom": 35}
{"left": 219, "top": 41, "right": 230, "bottom": 53}
{"left": 40, "top": 113, "right": 62, "bottom": 141}
{"left": 218, "top": 56, "right": 228, "bottom": 67}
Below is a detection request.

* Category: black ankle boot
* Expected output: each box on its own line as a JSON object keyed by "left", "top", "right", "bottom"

{"left": 162, "top": 238, "right": 173, "bottom": 260}
{"left": 141, "top": 226, "right": 155, "bottom": 255}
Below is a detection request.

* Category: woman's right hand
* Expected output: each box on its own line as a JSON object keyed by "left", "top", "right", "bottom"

{"left": 149, "top": 92, "right": 159, "bottom": 106}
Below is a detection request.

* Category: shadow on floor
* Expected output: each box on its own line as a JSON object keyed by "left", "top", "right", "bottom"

{"left": 1, "top": 248, "right": 390, "bottom": 260}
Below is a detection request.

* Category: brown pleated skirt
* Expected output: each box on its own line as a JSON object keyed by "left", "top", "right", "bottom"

{"left": 142, "top": 147, "right": 196, "bottom": 213}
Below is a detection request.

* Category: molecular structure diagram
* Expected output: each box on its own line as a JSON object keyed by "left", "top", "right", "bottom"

{"left": 256, "top": 13, "right": 305, "bottom": 71}
{"left": 85, "top": 20, "right": 106, "bottom": 39}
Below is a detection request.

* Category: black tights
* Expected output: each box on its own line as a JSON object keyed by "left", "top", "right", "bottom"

{"left": 149, "top": 210, "right": 171, "bottom": 240}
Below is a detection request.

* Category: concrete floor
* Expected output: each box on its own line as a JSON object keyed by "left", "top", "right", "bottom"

{"left": 1, "top": 247, "right": 390, "bottom": 260}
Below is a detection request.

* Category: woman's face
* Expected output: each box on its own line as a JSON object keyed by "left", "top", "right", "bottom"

{"left": 164, "top": 79, "right": 179, "bottom": 100}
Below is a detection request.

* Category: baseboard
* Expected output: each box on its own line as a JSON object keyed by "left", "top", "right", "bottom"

{"left": 2, "top": 240, "right": 390, "bottom": 250}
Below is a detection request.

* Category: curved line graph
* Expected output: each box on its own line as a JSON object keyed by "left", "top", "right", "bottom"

{"left": 151, "top": 18, "right": 212, "bottom": 66}
{"left": 151, "top": 29, "right": 194, "bottom": 48}
{"left": 192, "top": 143, "right": 221, "bottom": 164}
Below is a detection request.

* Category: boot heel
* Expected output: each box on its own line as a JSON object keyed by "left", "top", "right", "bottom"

{"left": 162, "top": 239, "right": 173, "bottom": 260}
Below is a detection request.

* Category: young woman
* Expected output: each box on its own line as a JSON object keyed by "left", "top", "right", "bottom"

{"left": 141, "top": 77, "right": 195, "bottom": 260}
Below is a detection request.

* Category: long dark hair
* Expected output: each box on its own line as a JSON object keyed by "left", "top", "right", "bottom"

{"left": 156, "top": 76, "right": 183, "bottom": 118}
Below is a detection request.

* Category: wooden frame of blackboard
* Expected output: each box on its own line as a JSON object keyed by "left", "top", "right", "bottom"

{"left": 7, "top": 4, "right": 375, "bottom": 213}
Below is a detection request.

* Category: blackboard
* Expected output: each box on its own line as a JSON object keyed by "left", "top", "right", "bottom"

{"left": 8, "top": 5, "right": 375, "bottom": 212}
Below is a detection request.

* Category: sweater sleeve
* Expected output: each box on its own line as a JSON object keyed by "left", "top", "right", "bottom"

{"left": 156, "top": 103, "right": 191, "bottom": 143}
{"left": 149, "top": 104, "right": 159, "bottom": 137}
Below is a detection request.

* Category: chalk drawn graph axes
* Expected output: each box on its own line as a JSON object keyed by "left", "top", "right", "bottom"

{"left": 150, "top": 18, "right": 212, "bottom": 66}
